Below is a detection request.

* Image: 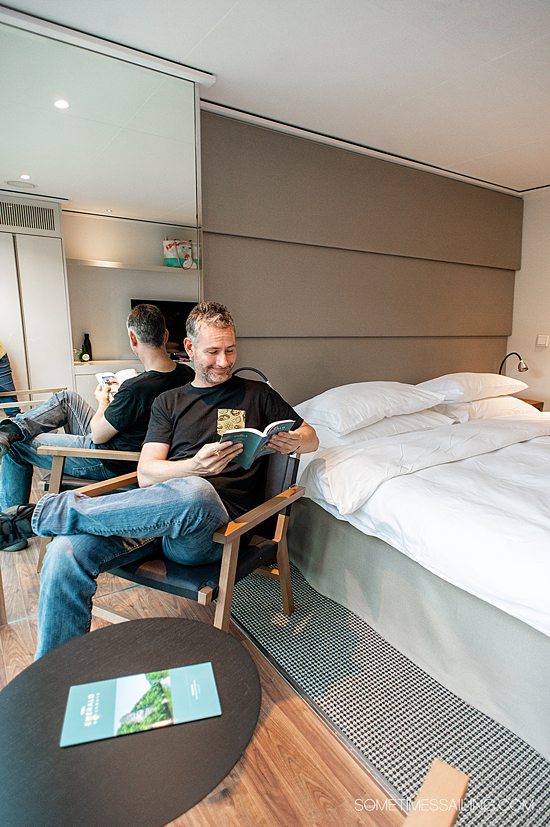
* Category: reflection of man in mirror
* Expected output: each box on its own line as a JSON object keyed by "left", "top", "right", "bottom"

{"left": 0, "top": 305, "right": 194, "bottom": 550}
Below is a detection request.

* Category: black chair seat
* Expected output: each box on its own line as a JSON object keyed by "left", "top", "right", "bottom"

{"left": 109, "top": 535, "right": 277, "bottom": 602}
{"left": 41, "top": 473, "right": 97, "bottom": 491}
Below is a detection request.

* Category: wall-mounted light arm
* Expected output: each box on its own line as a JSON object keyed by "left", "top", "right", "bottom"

{"left": 499, "top": 352, "right": 528, "bottom": 375}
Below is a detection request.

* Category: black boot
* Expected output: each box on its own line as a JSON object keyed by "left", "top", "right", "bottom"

{"left": 0, "top": 420, "right": 24, "bottom": 458}
{"left": 0, "top": 504, "right": 36, "bottom": 551}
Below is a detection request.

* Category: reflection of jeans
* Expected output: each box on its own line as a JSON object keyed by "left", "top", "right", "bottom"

{"left": 1, "top": 390, "right": 114, "bottom": 508}
{"left": 34, "top": 477, "right": 229, "bottom": 658}
{"left": 0, "top": 353, "right": 20, "bottom": 416}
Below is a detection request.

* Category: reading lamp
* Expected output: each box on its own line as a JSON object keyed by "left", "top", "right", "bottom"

{"left": 498, "top": 352, "right": 529, "bottom": 375}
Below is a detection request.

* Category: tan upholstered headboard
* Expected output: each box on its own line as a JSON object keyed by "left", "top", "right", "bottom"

{"left": 201, "top": 113, "right": 522, "bottom": 405}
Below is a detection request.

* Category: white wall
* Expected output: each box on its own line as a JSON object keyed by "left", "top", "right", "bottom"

{"left": 507, "top": 190, "right": 550, "bottom": 407}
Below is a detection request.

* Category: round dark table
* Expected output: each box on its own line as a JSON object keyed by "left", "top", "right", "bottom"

{"left": 0, "top": 618, "right": 261, "bottom": 827}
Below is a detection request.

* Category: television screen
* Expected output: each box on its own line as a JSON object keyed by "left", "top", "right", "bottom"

{"left": 130, "top": 299, "right": 196, "bottom": 352}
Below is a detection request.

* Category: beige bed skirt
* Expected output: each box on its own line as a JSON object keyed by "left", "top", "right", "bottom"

{"left": 288, "top": 498, "right": 550, "bottom": 762}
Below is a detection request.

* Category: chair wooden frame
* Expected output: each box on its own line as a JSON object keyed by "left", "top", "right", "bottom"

{"left": 70, "top": 461, "right": 303, "bottom": 632}
{"left": 35, "top": 445, "right": 140, "bottom": 572}
{"left": 404, "top": 758, "right": 469, "bottom": 826}
{"left": 0, "top": 387, "right": 66, "bottom": 412}
{"left": 76, "top": 462, "right": 305, "bottom": 632}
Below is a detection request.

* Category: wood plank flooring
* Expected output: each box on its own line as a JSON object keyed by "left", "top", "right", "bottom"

{"left": 0, "top": 502, "right": 405, "bottom": 825}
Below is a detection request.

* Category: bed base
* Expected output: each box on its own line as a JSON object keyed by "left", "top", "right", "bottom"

{"left": 288, "top": 498, "right": 550, "bottom": 762}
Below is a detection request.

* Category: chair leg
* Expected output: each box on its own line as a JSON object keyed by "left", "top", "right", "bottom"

{"left": 213, "top": 539, "right": 240, "bottom": 632}
{"left": 36, "top": 455, "right": 65, "bottom": 573}
{"left": 0, "top": 563, "right": 7, "bottom": 626}
{"left": 274, "top": 513, "right": 294, "bottom": 616}
{"left": 37, "top": 538, "right": 51, "bottom": 573}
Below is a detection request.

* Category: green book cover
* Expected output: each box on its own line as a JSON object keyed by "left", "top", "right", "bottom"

{"left": 60, "top": 662, "right": 221, "bottom": 747}
{"left": 221, "top": 419, "right": 295, "bottom": 470}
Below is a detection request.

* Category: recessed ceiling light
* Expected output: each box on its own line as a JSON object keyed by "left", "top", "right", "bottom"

{"left": 54, "top": 99, "right": 70, "bottom": 109}
{"left": 20, "top": 174, "right": 31, "bottom": 180}
{"left": 5, "top": 179, "right": 37, "bottom": 188}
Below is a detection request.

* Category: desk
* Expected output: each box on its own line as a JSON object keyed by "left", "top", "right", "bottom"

{"left": 0, "top": 618, "right": 261, "bottom": 827}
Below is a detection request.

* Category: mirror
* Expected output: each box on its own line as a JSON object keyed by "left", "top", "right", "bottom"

{"left": 0, "top": 19, "right": 201, "bottom": 381}
{"left": 0, "top": 22, "right": 197, "bottom": 225}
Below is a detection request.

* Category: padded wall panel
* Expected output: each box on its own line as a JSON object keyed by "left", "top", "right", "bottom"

{"left": 202, "top": 113, "right": 523, "bottom": 270}
{"left": 203, "top": 233, "right": 514, "bottom": 338}
{"left": 234, "top": 337, "right": 507, "bottom": 406}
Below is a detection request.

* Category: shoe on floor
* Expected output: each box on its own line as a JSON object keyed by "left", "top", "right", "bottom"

{"left": 3, "top": 538, "right": 28, "bottom": 552}
{"left": 0, "top": 504, "right": 36, "bottom": 551}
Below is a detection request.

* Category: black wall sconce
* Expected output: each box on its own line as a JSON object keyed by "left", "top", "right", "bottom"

{"left": 499, "top": 352, "right": 528, "bottom": 375}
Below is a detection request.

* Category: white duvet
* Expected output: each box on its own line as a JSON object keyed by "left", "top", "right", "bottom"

{"left": 299, "top": 418, "right": 550, "bottom": 636}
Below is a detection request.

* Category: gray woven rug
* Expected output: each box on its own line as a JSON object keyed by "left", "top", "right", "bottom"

{"left": 232, "top": 565, "right": 550, "bottom": 826}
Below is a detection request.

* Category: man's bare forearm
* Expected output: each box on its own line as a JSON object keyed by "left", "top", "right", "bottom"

{"left": 138, "top": 457, "right": 195, "bottom": 487}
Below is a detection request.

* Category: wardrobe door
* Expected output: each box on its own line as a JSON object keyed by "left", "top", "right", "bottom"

{"left": 0, "top": 232, "right": 29, "bottom": 389}
{"left": 15, "top": 234, "right": 74, "bottom": 391}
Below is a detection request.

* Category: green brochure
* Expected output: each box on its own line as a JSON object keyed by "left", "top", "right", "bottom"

{"left": 60, "top": 662, "right": 221, "bottom": 747}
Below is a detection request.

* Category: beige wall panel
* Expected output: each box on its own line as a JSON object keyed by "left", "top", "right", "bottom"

{"left": 234, "top": 337, "right": 508, "bottom": 405}
{"left": 204, "top": 233, "right": 514, "bottom": 338}
{"left": 202, "top": 113, "right": 523, "bottom": 270}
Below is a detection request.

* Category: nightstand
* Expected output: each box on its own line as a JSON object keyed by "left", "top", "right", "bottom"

{"left": 520, "top": 398, "right": 544, "bottom": 411}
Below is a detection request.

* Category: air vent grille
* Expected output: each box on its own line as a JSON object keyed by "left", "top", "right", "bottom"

{"left": 0, "top": 200, "right": 56, "bottom": 231}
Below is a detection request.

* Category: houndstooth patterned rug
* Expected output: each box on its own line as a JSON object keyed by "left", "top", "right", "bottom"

{"left": 232, "top": 565, "right": 550, "bottom": 826}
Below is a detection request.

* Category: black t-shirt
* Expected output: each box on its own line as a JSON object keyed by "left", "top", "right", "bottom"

{"left": 100, "top": 362, "right": 194, "bottom": 472}
{"left": 145, "top": 376, "right": 303, "bottom": 519}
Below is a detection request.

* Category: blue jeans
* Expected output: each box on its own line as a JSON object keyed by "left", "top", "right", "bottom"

{"left": 1, "top": 389, "right": 114, "bottom": 508}
{"left": 34, "top": 477, "right": 229, "bottom": 658}
{"left": 0, "top": 353, "right": 20, "bottom": 416}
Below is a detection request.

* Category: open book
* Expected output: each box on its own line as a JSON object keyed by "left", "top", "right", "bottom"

{"left": 95, "top": 368, "right": 137, "bottom": 400}
{"left": 221, "top": 419, "right": 295, "bottom": 470}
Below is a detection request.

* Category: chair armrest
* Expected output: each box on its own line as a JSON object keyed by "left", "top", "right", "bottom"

{"left": 0, "top": 387, "right": 65, "bottom": 398}
{"left": 212, "top": 484, "right": 305, "bottom": 542}
{"left": 0, "top": 400, "right": 49, "bottom": 411}
{"left": 77, "top": 472, "right": 139, "bottom": 497}
{"left": 37, "top": 446, "right": 140, "bottom": 461}
{"left": 404, "top": 759, "right": 468, "bottom": 826}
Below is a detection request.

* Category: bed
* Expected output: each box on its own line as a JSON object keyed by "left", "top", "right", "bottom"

{"left": 287, "top": 373, "right": 550, "bottom": 761}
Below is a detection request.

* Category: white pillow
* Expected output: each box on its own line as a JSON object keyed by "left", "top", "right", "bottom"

{"left": 313, "top": 409, "right": 456, "bottom": 448}
{"left": 295, "top": 382, "right": 444, "bottom": 435}
{"left": 467, "top": 396, "right": 538, "bottom": 419}
{"left": 417, "top": 372, "right": 527, "bottom": 403}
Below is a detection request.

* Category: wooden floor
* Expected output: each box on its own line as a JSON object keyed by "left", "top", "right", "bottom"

{"left": 0, "top": 470, "right": 405, "bottom": 826}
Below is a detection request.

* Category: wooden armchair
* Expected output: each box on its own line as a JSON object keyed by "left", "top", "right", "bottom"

{"left": 66, "top": 451, "right": 303, "bottom": 632}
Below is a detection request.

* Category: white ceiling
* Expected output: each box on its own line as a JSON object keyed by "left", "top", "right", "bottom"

{"left": 4, "top": 0, "right": 550, "bottom": 194}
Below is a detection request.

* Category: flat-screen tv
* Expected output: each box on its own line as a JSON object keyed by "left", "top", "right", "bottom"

{"left": 130, "top": 299, "right": 196, "bottom": 352}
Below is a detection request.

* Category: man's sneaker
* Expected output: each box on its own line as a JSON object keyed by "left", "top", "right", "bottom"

{"left": 0, "top": 421, "right": 23, "bottom": 459}
{"left": 0, "top": 504, "right": 36, "bottom": 551}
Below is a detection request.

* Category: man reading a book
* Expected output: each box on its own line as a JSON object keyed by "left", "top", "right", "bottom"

{"left": 0, "top": 302, "right": 318, "bottom": 656}
{"left": 0, "top": 304, "right": 193, "bottom": 550}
